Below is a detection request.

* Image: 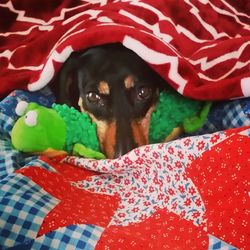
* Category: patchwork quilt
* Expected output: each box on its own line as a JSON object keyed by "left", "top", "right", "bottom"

{"left": 1, "top": 0, "right": 250, "bottom": 249}
{"left": 0, "top": 90, "right": 250, "bottom": 249}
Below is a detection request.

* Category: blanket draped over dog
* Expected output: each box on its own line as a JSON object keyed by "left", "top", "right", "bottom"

{"left": 0, "top": 0, "right": 250, "bottom": 100}
{"left": 1, "top": 1, "right": 250, "bottom": 250}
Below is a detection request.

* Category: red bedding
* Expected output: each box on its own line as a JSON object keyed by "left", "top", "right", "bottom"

{"left": 1, "top": 0, "right": 250, "bottom": 100}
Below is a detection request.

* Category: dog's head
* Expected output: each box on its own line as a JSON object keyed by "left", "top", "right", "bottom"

{"left": 52, "top": 43, "right": 165, "bottom": 158}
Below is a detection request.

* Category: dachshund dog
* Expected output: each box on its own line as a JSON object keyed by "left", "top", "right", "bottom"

{"left": 51, "top": 43, "right": 165, "bottom": 158}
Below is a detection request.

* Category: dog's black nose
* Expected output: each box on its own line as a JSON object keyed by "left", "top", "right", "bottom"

{"left": 114, "top": 120, "right": 137, "bottom": 158}
{"left": 114, "top": 118, "right": 149, "bottom": 158}
{"left": 114, "top": 133, "right": 137, "bottom": 158}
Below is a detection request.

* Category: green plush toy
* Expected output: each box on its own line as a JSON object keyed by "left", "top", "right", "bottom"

{"left": 11, "top": 101, "right": 105, "bottom": 159}
{"left": 149, "top": 88, "right": 211, "bottom": 143}
{"left": 11, "top": 88, "right": 211, "bottom": 159}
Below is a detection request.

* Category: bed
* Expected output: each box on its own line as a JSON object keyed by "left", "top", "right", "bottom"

{"left": 0, "top": 1, "right": 250, "bottom": 249}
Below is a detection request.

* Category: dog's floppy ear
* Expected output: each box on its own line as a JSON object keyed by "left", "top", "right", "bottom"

{"left": 50, "top": 52, "right": 80, "bottom": 110}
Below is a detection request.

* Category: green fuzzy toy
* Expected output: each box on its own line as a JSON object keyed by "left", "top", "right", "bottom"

{"left": 149, "top": 88, "right": 211, "bottom": 143}
{"left": 11, "top": 101, "right": 105, "bottom": 159}
{"left": 11, "top": 89, "right": 210, "bottom": 159}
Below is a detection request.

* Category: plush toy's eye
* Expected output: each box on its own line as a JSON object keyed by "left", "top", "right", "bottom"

{"left": 16, "top": 101, "right": 28, "bottom": 116}
{"left": 87, "top": 92, "right": 101, "bottom": 103}
{"left": 24, "top": 111, "right": 38, "bottom": 127}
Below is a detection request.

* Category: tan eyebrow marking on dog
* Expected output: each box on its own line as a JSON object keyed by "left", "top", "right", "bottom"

{"left": 124, "top": 75, "right": 135, "bottom": 89}
{"left": 98, "top": 81, "right": 110, "bottom": 95}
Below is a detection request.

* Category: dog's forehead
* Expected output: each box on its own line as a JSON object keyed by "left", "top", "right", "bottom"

{"left": 77, "top": 44, "right": 162, "bottom": 94}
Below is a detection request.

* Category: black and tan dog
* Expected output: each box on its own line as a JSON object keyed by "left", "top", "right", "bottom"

{"left": 52, "top": 43, "right": 165, "bottom": 158}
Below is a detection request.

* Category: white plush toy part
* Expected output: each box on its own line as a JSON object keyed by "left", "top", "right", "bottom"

{"left": 15, "top": 101, "right": 29, "bottom": 116}
{"left": 24, "top": 111, "right": 38, "bottom": 127}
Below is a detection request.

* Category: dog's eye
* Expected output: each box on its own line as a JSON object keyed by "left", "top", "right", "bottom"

{"left": 87, "top": 92, "right": 101, "bottom": 103}
{"left": 137, "top": 86, "right": 152, "bottom": 100}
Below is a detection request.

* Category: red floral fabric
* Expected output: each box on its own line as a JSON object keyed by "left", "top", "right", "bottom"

{"left": 14, "top": 127, "right": 250, "bottom": 249}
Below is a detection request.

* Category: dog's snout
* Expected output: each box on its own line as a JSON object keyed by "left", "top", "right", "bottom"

{"left": 114, "top": 124, "right": 137, "bottom": 158}
{"left": 112, "top": 115, "right": 136, "bottom": 158}
{"left": 114, "top": 119, "right": 148, "bottom": 158}
{"left": 101, "top": 119, "right": 136, "bottom": 159}
{"left": 102, "top": 118, "right": 146, "bottom": 159}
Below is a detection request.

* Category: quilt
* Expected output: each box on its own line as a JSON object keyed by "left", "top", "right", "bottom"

{"left": 0, "top": 89, "right": 250, "bottom": 249}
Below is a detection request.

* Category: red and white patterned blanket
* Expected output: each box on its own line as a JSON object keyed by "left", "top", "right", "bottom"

{"left": 0, "top": 0, "right": 250, "bottom": 100}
